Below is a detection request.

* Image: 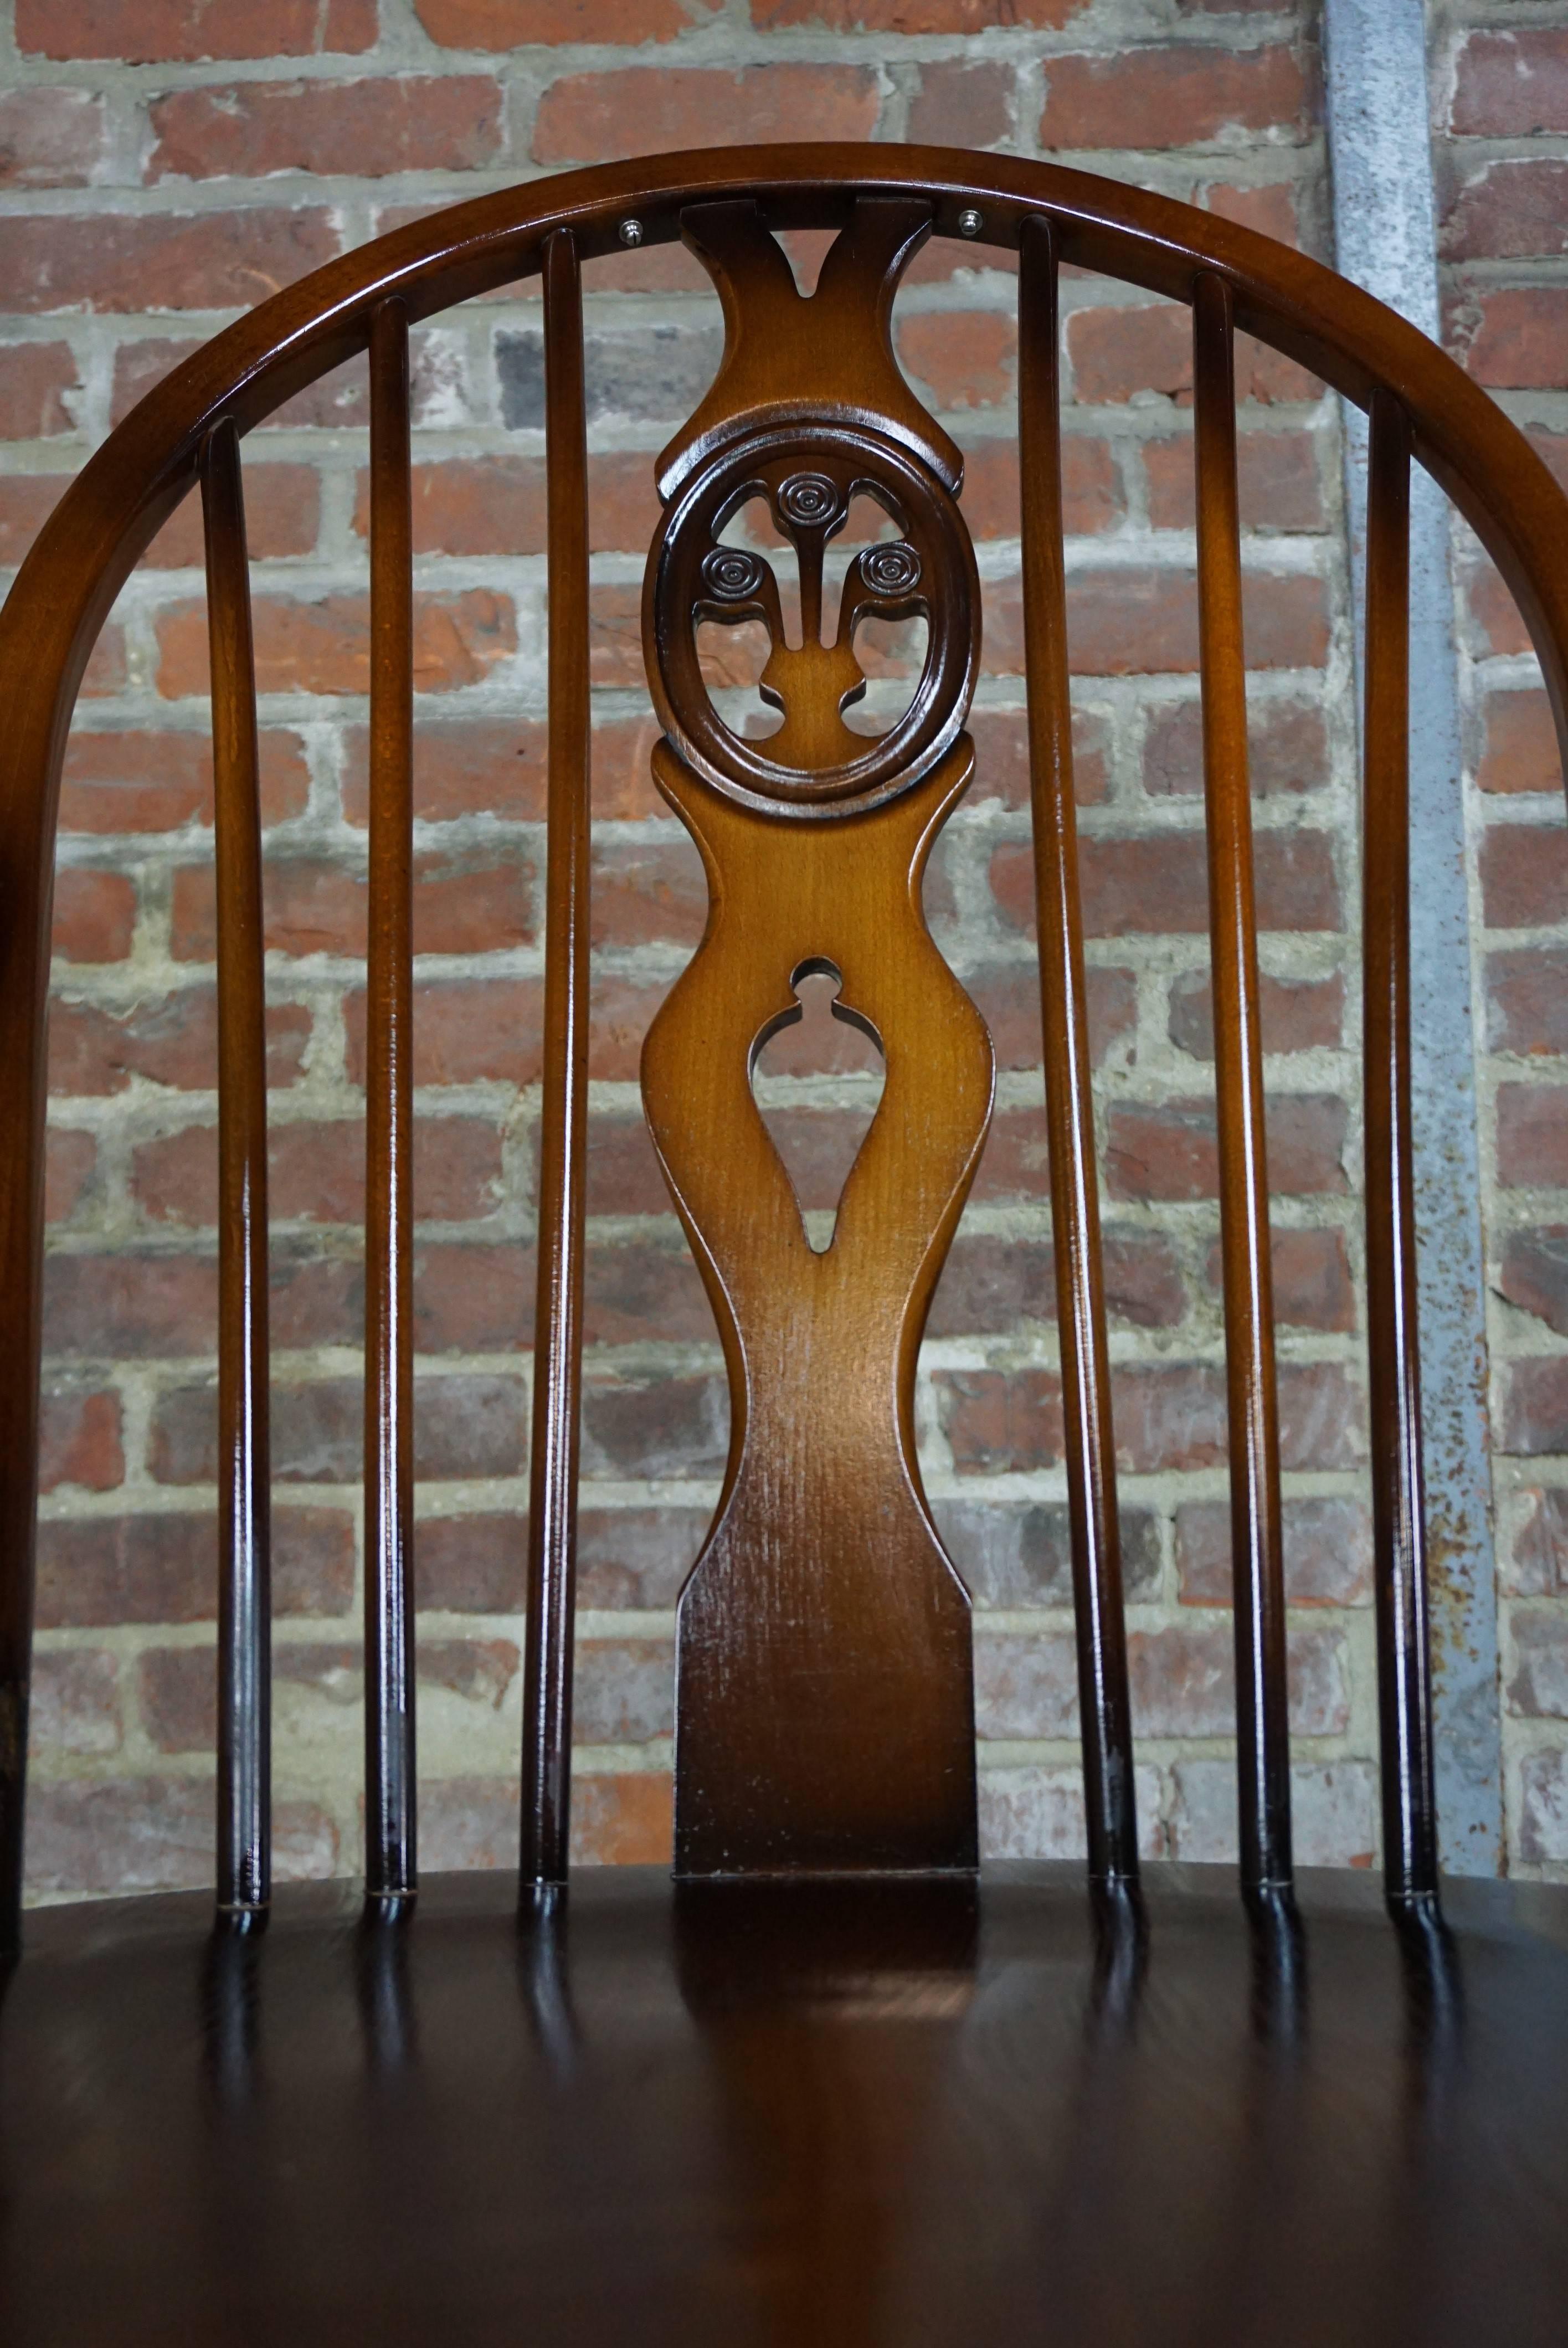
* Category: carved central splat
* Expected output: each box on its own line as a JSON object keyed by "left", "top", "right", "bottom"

{"left": 639, "top": 195, "right": 994, "bottom": 1876}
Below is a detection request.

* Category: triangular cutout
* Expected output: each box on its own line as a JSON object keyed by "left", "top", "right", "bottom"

{"left": 750, "top": 959, "right": 886, "bottom": 1252}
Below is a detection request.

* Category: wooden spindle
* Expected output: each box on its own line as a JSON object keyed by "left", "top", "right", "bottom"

{"left": 521, "top": 229, "right": 591, "bottom": 1889}
{"left": 1192, "top": 271, "right": 1293, "bottom": 1908}
{"left": 1018, "top": 216, "right": 1139, "bottom": 1890}
{"left": 201, "top": 418, "right": 272, "bottom": 1920}
{"left": 1363, "top": 388, "right": 1441, "bottom": 1910}
{"left": 363, "top": 297, "right": 416, "bottom": 1906}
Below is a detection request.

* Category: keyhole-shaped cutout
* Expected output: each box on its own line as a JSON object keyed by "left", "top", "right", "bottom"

{"left": 750, "top": 959, "right": 887, "bottom": 1252}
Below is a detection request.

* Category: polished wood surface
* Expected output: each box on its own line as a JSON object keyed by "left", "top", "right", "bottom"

{"left": 2, "top": 1866, "right": 1567, "bottom": 2345}
{"left": 1017, "top": 214, "right": 1138, "bottom": 1892}
{"left": 1192, "top": 272, "right": 1294, "bottom": 1909}
{"left": 200, "top": 420, "right": 272, "bottom": 1921}
{"left": 522, "top": 229, "right": 592, "bottom": 1889}
{"left": 1364, "top": 391, "right": 1441, "bottom": 1910}
{"left": 362, "top": 297, "right": 416, "bottom": 1905}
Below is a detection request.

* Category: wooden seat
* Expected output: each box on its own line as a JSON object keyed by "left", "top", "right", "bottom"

{"left": 1, "top": 146, "right": 1566, "bottom": 2340}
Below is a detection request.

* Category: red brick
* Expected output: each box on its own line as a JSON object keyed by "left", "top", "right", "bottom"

{"left": 45, "top": 1128, "right": 96, "bottom": 1222}
{"left": 19, "top": 0, "right": 376, "bottom": 59}
{"left": 150, "top": 1372, "right": 524, "bottom": 1486}
{"left": 80, "top": 624, "right": 127, "bottom": 697}
{"left": 990, "top": 825, "right": 1339, "bottom": 937}
{"left": 352, "top": 451, "right": 654, "bottom": 559}
{"left": 983, "top": 567, "right": 1329, "bottom": 678}
{"left": 1041, "top": 44, "right": 1310, "bottom": 152}
{"left": 1500, "top": 1227, "right": 1568, "bottom": 1338}
{"left": 155, "top": 588, "right": 515, "bottom": 698}
{"left": 1147, "top": 698, "right": 1328, "bottom": 799}
{"left": 1178, "top": 1493, "right": 1371, "bottom": 1606}
{"left": 909, "top": 60, "right": 1014, "bottom": 147}
{"left": 580, "top": 1509, "right": 710, "bottom": 1611}
{"left": 1520, "top": 1750, "right": 1568, "bottom": 1863}
{"left": 43, "top": 1252, "right": 217, "bottom": 1357}
{"left": 169, "top": 848, "right": 533, "bottom": 962}
{"left": 23, "top": 1777, "right": 338, "bottom": 1895}
{"left": 29, "top": 1650, "right": 122, "bottom": 1757}
{"left": 1144, "top": 427, "right": 1324, "bottom": 532}
{"left": 1463, "top": 557, "right": 1531, "bottom": 659}
{"left": 147, "top": 76, "right": 500, "bottom": 183}
{"left": 585, "top": 1242, "right": 714, "bottom": 1348}
{"left": 1456, "top": 289, "right": 1568, "bottom": 391}
{"left": 1488, "top": 951, "right": 1568, "bottom": 1059}
{"left": 928, "top": 1229, "right": 1185, "bottom": 1338}
{"left": 1513, "top": 1488, "right": 1568, "bottom": 1595}
{"left": 140, "top": 465, "right": 320, "bottom": 568}
{"left": 1113, "top": 1360, "right": 1360, "bottom": 1473}
{"left": 759, "top": 0, "right": 1077, "bottom": 23}
{"left": 48, "top": 991, "right": 309, "bottom": 1097}
{"left": 418, "top": 0, "right": 710, "bottom": 41}
{"left": 574, "top": 1637, "right": 674, "bottom": 1744}
{"left": 0, "top": 475, "right": 64, "bottom": 571}
{"left": 342, "top": 714, "right": 661, "bottom": 825}
{"left": 1067, "top": 299, "right": 1319, "bottom": 405}
{"left": 965, "top": 704, "right": 1109, "bottom": 808}
{"left": 572, "top": 1774, "right": 674, "bottom": 1865}
{"left": 591, "top": 836, "right": 705, "bottom": 952}
{"left": 1104, "top": 1093, "right": 1346, "bottom": 1201}
{"left": 0, "top": 342, "right": 79, "bottom": 436}
{"left": 1481, "top": 821, "right": 1568, "bottom": 928}
{"left": 1479, "top": 689, "right": 1562, "bottom": 796}
{"left": 896, "top": 311, "right": 1016, "bottom": 410}
{"left": 584, "top": 1111, "right": 671, "bottom": 1217}
{"left": 50, "top": 869, "right": 136, "bottom": 963}
{"left": 1509, "top": 1612, "right": 1568, "bottom": 1719}
{"left": 1202, "top": 1225, "right": 1356, "bottom": 1332}
{"left": 0, "top": 208, "right": 339, "bottom": 315}
{"left": 1198, "top": 178, "right": 1302, "bottom": 250}
{"left": 580, "top": 1373, "right": 728, "bottom": 1481}
{"left": 0, "top": 88, "right": 105, "bottom": 187}
{"left": 412, "top": 1241, "right": 529, "bottom": 1353}
{"left": 1129, "top": 1621, "right": 1348, "bottom": 1738}
{"left": 60, "top": 728, "right": 309, "bottom": 832}
{"left": 974, "top": 1631, "right": 1078, "bottom": 1740}
{"left": 966, "top": 960, "right": 1136, "bottom": 1072}
{"left": 959, "top": 433, "right": 1120, "bottom": 539}
{"left": 1451, "top": 29, "right": 1568, "bottom": 138}
{"left": 533, "top": 67, "right": 880, "bottom": 166}
{"left": 937, "top": 1368, "right": 1065, "bottom": 1473}
{"left": 1442, "top": 161, "right": 1568, "bottom": 262}
{"left": 133, "top": 1115, "right": 502, "bottom": 1229}
{"left": 35, "top": 1506, "right": 353, "bottom": 1626}
{"left": 1168, "top": 967, "right": 1343, "bottom": 1057}
{"left": 1506, "top": 1359, "right": 1568, "bottom": 1457}
{"left": 1498, "top": 1085, "right": 1568, "bottom": 1187}
{"left": 417, "top": 1515, "right": 523, "bottom": 1612}
{"left": 39, "top": 1388, "right": 123, "bottom": 1493}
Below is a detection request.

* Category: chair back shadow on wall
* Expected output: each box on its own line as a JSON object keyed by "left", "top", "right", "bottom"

{"left": 2, "top": 146, "right": 1566, "bottom": 1959}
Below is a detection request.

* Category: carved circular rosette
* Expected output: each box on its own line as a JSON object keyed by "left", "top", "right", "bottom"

{"left": 644, "top": 424, "right": 979, "bottom": 817}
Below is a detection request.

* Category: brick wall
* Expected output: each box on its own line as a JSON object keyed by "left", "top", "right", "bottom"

{"left": 0, "top": 0, "right": 1550, "bottom": 1899}
{"left": 1433, "top": 1, "right": 1568, "bottom": 1879}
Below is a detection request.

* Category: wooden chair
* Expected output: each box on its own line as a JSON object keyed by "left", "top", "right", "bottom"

{"left": 1, "top": 147, "right": 1566, "bottom": 2344}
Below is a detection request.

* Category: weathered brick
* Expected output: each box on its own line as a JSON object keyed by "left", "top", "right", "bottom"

{"left": 759, "top": 0, "right": 1078, "bottom": 25}
{"left": 35, "top": 1506, "right": 353, "bottom": 1626}
{"left": 497, "top": 320, "right": 723, "bottom": 434}
{"left": 1462, "top": 556, "right": 1531, "bottom": 659}
{"left": 575, "top": 1508, "right": 709, "bottom": 1610}
{"left": 1104, "top": 1093, "right": 1346, "bottom": 1202}
{"left": 29, "top": 1649, "right": 122, "bottom": 1758}
{"left": 1478, "top": 689, "right": 1562, "bottom": 796}
{"left": 48, "top": 991, "right": 309, "bottom": 1097}
{"left": 45, "top": 1128, "right": 96, "bottom": 1224}
{"left": 1144, "top": 427, "right": 1324, "bottom": 532}
{"left": 1041, "top": 43, "right": 1309, "bottom": 152}
{"left": 896, "top": 312, "right": 1016, "bottom": 410}
{"left": 965, "top": 960, "right": 1135, "bottom": 1072}
{"left": 171, "top": 847, "right": 534, "bottom": 962}
{"left": 147, "top": 76, "right": 502, "bottom": 182}
{"left": 1067, "top": 299, "right": 1319, "bottom": 405}
{"left": 1451, "top": 29, "right": 1568, "bottom": 138}
{"left": 1505, "top": 1358, "right": 1568, "bottom": 1456}
{"left": 50, "top": 869, "right": 136, "bottom": 963}
{"left": 1107, "top": 1360, "right": 1360, "bottom": 1473}
{"left": 591, "top": 836, "right": 706, "bottom": 952}
{"left": 417, "top": 1771, "right": 673, "bottom": 1868}
{"left": 0, "top": 208, "right": 340, "bottom": 315}
{"left": 155, "top": 588, "right": 516, "bottom": 698}
{"left": 111, "top": 333, "right": 463, "bottom": 431}
{"left": 0, "top": 341, "right": 80, "bottom": 436}
{"left": 580, "top": 1374, "right": 729, "bottom": 1481}
{"left": 908, "top": 60, "right": 1014, "bottom": 148}
{"left": 979, "top": 1761, "right": 1168, "bottom": 1863}
{"left": 984, "top": 567, "right": 1330, "bottom": 678}
{"left": 1509, "top": 1610, "right": 1568, "bottom": 1720}
{"left": 1456, "top": 289, "right": 1568, "bottom": 391}
{"left": 150, "top": 1373, "right": 525, "bottom": 1486}
{"left": 1176, "top": 1494, "right": 1372, "bottom": 1607}
{"left": 533, "top": 67, "right": 879, "bottom": 167}
{"left": 18, "top": 0, "right": 377, "bottom": 60}
{"left": 133, "top": 1114, "right": 502, "bottom": 1230}
{"left": 1203, "top": 1224, "right": 1355, "bottom": 1333}
{"left": 140, "top": 465, "right": 320, "bottom": 568}
{"left": 928, "top": 1228, "right": 1185, "bottom": 1338}
{"left": 142, "top": 1635, "right": 520, "bottom": 1752}
{"left": 1132, "top": 1620, "right": 1348, "bottom": 1739}
{"left": 39, "top": 1388, "right": 123, "bottom": 1493}
{"left": 585, "top": 1241, "right": 714, "bottom": 1348}
{"left": 1442, "top": 161, "right": 1568, "bottom": 261}
{"left": 0, "top": 88, "right": 105, "bottom": 188}
{"left": 60, "top": 727, "right": 309, "bottom": 833}
{"left": 1519, "top": 1748, "right": 1568, "bottom": 1863}
{"left": 1489, "top": 962, "right": 1568, "bottom": 1061}
{"left": 24, "top": 1776, "right": 338, "bottom": 1897}
{"left": 43, "top": 1252, "right": 217, "bottom": 1357}
{"left": 935, "top": 1498, "right": 1161, "bottom": 1608}
{"left": 574, "top": 1637, "right": 675, "bottom": 1744}
{"left": 962, "top": 434, "right": 1120, "bottom": 542}
{"left": 990, "top": 826, "right": 1340, "bottom": 937}
{"left": 1512, "top": 1487, "right": 1568, "bottom": 1596}
{"left": 1170, "top": 1759, "right": 1375, "bottom": 1867}
{"left": 1480, "top": 821, "right": 1568, "bottom": 929}
{"left": 1169, "top": 967, "right": 1343, "bottom": 1057}
{"left": 974, "top": 1631, "right": 1078, "bottom": 1739}
{"left": 418, "top": 0, "right": 712, "bottom": 42}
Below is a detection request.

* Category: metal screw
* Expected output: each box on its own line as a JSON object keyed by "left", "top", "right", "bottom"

{"left": 957, "top": 207, "right": 984, "bottom": 239}
{"left": 618, "top": 217, "right": 645, "bottom": 248}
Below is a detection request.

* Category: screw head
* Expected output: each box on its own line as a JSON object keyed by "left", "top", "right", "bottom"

{"left": 957, "top": 207, "right": 984, "bottom": 239}
{"left": 618, "top": 217, "right": 645, "bottom": 248}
